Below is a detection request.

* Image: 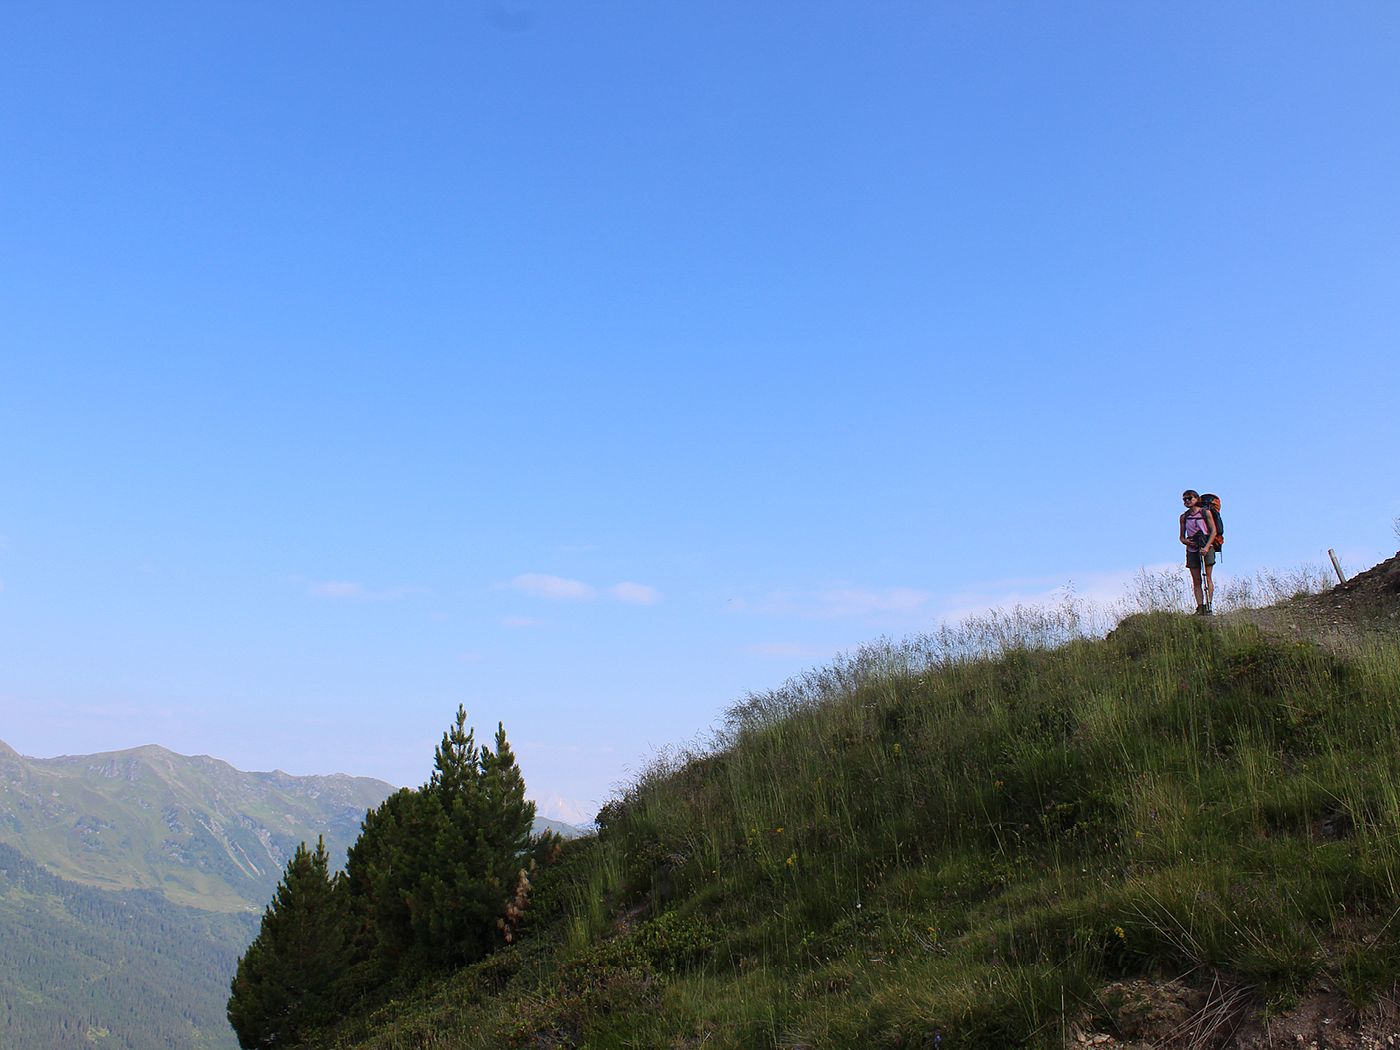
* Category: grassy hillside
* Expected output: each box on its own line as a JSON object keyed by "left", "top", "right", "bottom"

{"left": 300, "top": 561, "right": 1400, "bottom": 1049}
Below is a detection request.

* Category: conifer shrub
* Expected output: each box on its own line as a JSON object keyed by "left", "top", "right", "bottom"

{"left": 229, "top": 706, "right": 542, "bottom": 1044}
{"left": 228, "top": 838, "right": 349, "bottom": 1048}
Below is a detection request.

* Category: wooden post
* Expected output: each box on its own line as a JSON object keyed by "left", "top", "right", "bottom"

{"left": 1328, "top": 549, "right": 1348, "bottom": 585}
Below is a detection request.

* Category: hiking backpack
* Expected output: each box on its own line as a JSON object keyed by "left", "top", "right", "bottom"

{"left": 1198, "top": 494, "right": 1225, "bottom": 550}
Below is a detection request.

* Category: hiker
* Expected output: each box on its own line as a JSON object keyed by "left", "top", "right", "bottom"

{"left": 1179, "top": 490, "right": 1218, "bottom": 615}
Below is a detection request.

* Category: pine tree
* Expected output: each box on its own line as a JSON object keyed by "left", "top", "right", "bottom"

{"left": 227, "top": 838, "right": 349, "bottom": 1048}
{"left": 413, "top": 706, "right": 495, "bottom": 963}
{"left": 340, "top": 708, "right": 541, "bottom": 992}
{"left": 480, "top": 722, "right": 538, "bottom": 946}
{"left": 428, "top": 705, "right": 481, "bottom": 806}
{"left": 417, "top": 709, "right": 537, "bottom": 966}
{"left": 480, "top": 722, "right": 535, "bottom": 865}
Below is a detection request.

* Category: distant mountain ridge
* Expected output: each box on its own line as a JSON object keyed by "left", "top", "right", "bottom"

{"left": 0, "top": 737, "right": 359, "bottom": 1048}
{"left": 0, "top": 739, "right": 395, "bottom": 911}
{"left": 535, "top": 814, "right": 589, "bottom": 838}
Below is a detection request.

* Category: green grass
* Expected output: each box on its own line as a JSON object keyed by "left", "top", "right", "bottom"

{"left": 304, "top": 588, "right": 1400, "bottom": 1049}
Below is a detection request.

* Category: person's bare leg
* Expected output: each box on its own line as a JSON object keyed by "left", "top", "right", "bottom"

{"left": 1203, "top": 563, "right": 1214, "bottom": 611}
{"left": 1189, "top": 564, "right": 1204, "bottom": 610}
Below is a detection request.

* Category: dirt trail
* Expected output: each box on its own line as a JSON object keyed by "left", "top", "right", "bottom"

{"left": 1220, "top": 552, "right": 1400, "bottom": 650}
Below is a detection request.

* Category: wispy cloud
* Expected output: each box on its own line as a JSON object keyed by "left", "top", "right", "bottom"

{"left": 505, "top": 573, "right": 595, "bottom": 601}
{"left": 503, "top": 615, "right": 544, "bottom": 629}
{"left": 307, "top": 580, "right": 425, "bottom": 601}
{"left": 502, "top": 573, "right": 660, "bottom": 606}
{"left": 743, "top": 642, "right": 831, "bottom": 659}
{"left": 745, "top": 585, "right": 931, "bottom": 620}
{"left": 815, "top": 586, "right": 929, "bottom": 617}
{"left": 610, "top": 581, "right": 659, "bottom": 606}
{"left": 309, "top": 580, "right": 364, "bottom": 599}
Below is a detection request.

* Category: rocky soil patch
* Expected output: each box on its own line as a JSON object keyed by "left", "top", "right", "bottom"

{"left": 1075, "top": 979, "right": 1400, "bottom": 1049}
{"left": 1222, "top": 553, "right": 1400, "bottom": 650}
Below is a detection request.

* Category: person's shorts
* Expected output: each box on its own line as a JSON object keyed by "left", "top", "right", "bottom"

{"left": 1186, "top": 549, "right": 1216, "bottom": 569}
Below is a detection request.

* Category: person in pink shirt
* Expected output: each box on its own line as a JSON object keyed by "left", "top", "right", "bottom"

{"left": 1179, "top": 490, "right": 1218, "bottom": 615}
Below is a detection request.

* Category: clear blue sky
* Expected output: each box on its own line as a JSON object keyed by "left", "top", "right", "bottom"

{"left": 3, "top": 3, "right": 1397, "bottom": 821}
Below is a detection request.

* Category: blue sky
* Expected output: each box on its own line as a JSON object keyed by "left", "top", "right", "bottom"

{"left": 3, "top": 3, "right": 1398, "bottom": 822}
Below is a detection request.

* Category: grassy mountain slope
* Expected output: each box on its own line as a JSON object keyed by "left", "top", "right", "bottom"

{"left": 0, "top": 842, "right": 256, "bottom": 1050}
{"left": 0, "top": 743, "right": 395, "bottom": 911}
{"left": 302, "top": 559, "right": 1400, "bottom": 1049}
{"left": 0, "top": 745, "right": 395, "bottom": 1047}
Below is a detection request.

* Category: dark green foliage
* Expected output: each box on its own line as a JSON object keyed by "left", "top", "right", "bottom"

{"left": 237, "top": 704, "right": 545, "bottom": 1040}
{"left": 413, "top": 713, "right": 534, "bottom": 965}
{"left": 570, "top": 909, "right": 716, "bottom": 977}
{"left": 342, "top": 708, "right": 537, "bottom": 980}
{"left": 481, "top": 724, "right": 537, "bottom": 870}
{"left": 343, "top": 787, "right": 441, "bottom": 982}
{"left": 228, "top": 839, "right": 349, "bottom": 1048}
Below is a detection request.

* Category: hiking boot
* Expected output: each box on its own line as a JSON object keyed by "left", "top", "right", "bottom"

{"left": 1204, "top": 603, "right": 1214, "bottom": 616}
{"left": 1195, "top": 604, "right": 1206, "bottom": 615}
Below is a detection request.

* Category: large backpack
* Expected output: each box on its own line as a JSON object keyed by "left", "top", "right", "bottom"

{"left": 1198, "top": 494, "right": 1224, "bottom": 550}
